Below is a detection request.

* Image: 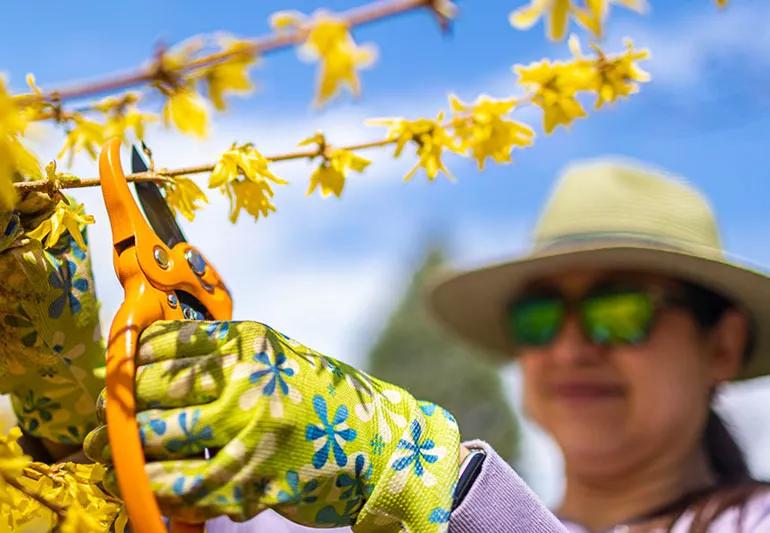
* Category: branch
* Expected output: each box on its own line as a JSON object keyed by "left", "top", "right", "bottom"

{"left": 13, "top": 0, "right": 443, "bottom": 105}
{"left": 13, "top": 137, "right": 398, "bottom": 193}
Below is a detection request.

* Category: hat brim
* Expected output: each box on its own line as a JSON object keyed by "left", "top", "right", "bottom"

{"left": 428, "top": 244, "right": 770, "bottom": 381}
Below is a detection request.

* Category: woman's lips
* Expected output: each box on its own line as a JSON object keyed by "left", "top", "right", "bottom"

{"left": 550, "top": 382, "right": 626, "bottom": 401}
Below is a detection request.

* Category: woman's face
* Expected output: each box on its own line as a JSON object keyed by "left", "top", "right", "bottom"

{"left": 517, "top": 270, "right": 748, "bottom": 477}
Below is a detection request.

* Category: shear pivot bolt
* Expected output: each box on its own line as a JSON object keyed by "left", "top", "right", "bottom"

{"left": 153, "top": 246, "right": 170, "bottom": 269}
{"left": 185, "top": 249, "right": 207, "bottom": 276}
{"left": 183, "top": 305, "right": 205, "bottom": 320}
{"left": 167, "top": 293, "right": 178, "bottom": 308}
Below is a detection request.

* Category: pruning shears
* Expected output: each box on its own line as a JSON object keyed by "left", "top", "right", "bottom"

{"left": 99, "top": 138, "right": 233, "bottom": 533}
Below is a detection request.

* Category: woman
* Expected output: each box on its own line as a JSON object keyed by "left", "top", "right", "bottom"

{"left": 429, "top": 160, "right": 770, "bottom": 531}
{"left": 201, "top": 160, "right": 770, "bottom": 531}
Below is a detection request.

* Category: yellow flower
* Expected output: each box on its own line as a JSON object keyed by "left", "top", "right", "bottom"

{"left": 572, "top": 0, "right": 647, "bottom": 37}
{"left": 311, "top": 149, "right": 370, "bottom": 198}
{"left": 21, "top": 73, "right": 50, "bottom": 122}
{"left": 510, "top": 0, "right": 645, "bottom": 40}
{"left": 210, "top": 143, "right": 287, "bottom": 222}
{"left": 57, "top": 115, "right": 105, "bottom": 166}
{"left": 162, "top": 85, "right": 209, "bottom": 137}
{"left": 0, "top": 79, "right": 41, "bottom": 209}
{"left": 302, "top": 15, "right": 378, "bottom": 106}
{"left": 0, "top": 437, "right": 123, "bottom": 532}
{"left": 369, "top": 113, "right": 460, "bottom": 181}
{"left": 108, "top": 106, "right": 157, "bottom": 141}
{"left": 449, "top": 94, "right": 535, "bottom": 169}
{"left": 716, "top": 0, "right": 728, "bottom": 6}
{"left": 299, "top": 132, "right": 370, "bottom": 197}
{"left": 226, "top": 179, "right": 279, "bottom": 222}
{"left": 588, "top": 38, "right": 650, "bottom": 108}
{"left": 310, "top": 152, "right": 370, "bottom": 198}
{"left": 510, "top": 0, "right": 570, "bottom": 41}
{"left": 163, "top": 176, "right": 208, "bottom": 221}
{"left": 204, "top": 37, "right": 257, "bottom": 111}
{"left": 269, "top": 10, "right": 306, "bottom": 31}
{"left": 26, "top": 198, "right": 95, "bottom": 249}
{"left": 0, "top": 427, "right": 31, "bottom": 509}
{"left": 97, "top": 94, "right": 157, "bottom": 142}
{"left": 59, "top": 503, "right": 103, "bottom": 533}
{"left": 0, "top": 426, "right": 31, "bottom": 482}
{"left": 515, "top": 59, "right": 589, "bottom": 133}
{"left": 158, "top": 36, "right": 205, "bottom": 73}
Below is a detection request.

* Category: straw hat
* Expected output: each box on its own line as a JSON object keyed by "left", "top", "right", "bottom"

{"left": 429, "top": 160, "right": 770, "bottom": 381}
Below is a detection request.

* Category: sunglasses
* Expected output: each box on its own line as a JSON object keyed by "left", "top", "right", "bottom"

{"left": 506, "top": 282, "right": 691, "bottom": 348}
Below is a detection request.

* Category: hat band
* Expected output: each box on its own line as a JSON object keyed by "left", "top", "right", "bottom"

{"left": 534, "top": 231, "right": 724, "bottom": 257}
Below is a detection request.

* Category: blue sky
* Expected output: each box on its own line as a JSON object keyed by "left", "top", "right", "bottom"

{"left": 3, "top": 0, "right": 770, "bottom": 499}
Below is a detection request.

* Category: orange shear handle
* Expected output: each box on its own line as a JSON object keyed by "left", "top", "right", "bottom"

{"left": 99, "top": 138, "right": 232, "bottom": 533}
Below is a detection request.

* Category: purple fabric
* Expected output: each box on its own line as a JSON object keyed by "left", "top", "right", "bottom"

{"left": 562, "top": 489, "right": 770, "bottom": 533}
{"left": 448, "top": 440, "right": 567, "bottom": 533}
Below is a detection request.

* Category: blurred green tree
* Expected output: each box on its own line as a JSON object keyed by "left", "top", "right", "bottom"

{"left": 366, "top": 248, "right": 520, "bottom": 464}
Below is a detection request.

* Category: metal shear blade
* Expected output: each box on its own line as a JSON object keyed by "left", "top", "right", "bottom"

{"left": 131, "top": 145, "right": 186, "bottom": 249}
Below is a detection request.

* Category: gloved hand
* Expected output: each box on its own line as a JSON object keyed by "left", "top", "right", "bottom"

{"left": 0, "top": 199, "right": 104, "bottom": 448}
{"left": 85, "top": 320, "right": 461, "bottom": 532}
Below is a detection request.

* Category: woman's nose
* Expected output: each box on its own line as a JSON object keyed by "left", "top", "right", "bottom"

{"left": 548, "top": 312, "right": 603, "bottom": 366}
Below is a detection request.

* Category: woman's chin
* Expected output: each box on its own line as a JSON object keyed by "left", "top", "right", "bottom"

{"left": 552, "top": 420, "right": 633, "bottom": 466}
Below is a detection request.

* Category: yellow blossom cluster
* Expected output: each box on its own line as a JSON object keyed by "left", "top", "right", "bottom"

{"left": 8, "top": 32, "right": 649, "bottom": 238}
{"left": 515, "top": 36, "right": 649, "bottom": 132}
{"left": 369, "top": 113, "right": 459, "bottom": 181}
{"left": 449, "top": 95, "right": 535, "bottom": 169}
{"left": 300, "top": 133, "right": 371, "bottom": 197}
{"left": 162, "top": 176, "right": 209, "bottom": 222}
{"left": 26, "top": 197, "right": 95, "bottom": 250}
{"left": 0, "top": 427, "right": 124, "bottom": 532}
{"left": 95, "top": 93, "right": 157, "bottom": 142}
{"left": 13, "top": 33, "right": 256, "bottom": 170}
{"left": 271, "top": 11, "right": 377, "bottom": 106}
{"left": 2, "top": 2, "right": 652, "bottom": 244}
{"left": 210, "top": 143, "right": 288, "bottom": 222}
{"left": 152, "top": 35, "right": 257, "bottom": 138}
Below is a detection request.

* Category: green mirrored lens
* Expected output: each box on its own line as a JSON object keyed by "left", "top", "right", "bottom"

{"left": 508, "top": 297, "right": 565, "bottom": 346}
{"left": 581, "top": 291, "right": 654, "bottom": 345}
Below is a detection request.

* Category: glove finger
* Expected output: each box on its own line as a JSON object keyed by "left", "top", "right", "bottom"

{"left": 149, "top": 458, "right": 243, "bottom": 522}
{"left": 138, "top": 320, "right": 271, "bottom": 365}
{"left": 144, "top": 427, "right": 282, "bottom": 524}
{"left": 98, "top": 444, "right": 254, "bottom": 520}
{"left": 103, "top": 458, "right": 258, "bottom": 523}
{"left": 136, "top": 352, "right": 242, "bottom": 410}
{"left": 138, "top": 320, "right": 222, "bottom": 365}
{"left": 137, "top": 390, "right": 247, "bottom": 460}
{"left": 83, "top": 424, "right": 111, "bottom": 464}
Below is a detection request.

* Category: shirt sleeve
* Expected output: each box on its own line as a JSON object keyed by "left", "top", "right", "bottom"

{"left": 449, "top": 440, "right": 567, "bottom": 533}
{"left": 743, "top": 489, "right": 770, "bottom": 532}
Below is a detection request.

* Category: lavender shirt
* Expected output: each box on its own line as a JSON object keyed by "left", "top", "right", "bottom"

{"left": 207, "top": 441, "right": 770, "bottom": 532}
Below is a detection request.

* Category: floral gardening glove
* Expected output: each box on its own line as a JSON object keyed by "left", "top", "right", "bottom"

{"left": 84, "top": 320, "right": 461, "bottom": 532}
{"left": 0, "top": 203, "right": 104, "bottom": 447}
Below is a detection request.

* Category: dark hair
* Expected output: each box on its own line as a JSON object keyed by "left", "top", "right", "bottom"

{"left": 664, "top": 283, "right": 768, "bottom": 532}
{"left": 683, "top": 281, "right": 756, "bottom": 361}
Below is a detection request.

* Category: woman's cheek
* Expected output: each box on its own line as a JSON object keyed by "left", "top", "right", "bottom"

{"left": 519, "top": 354, "right": 549, "bottom": 424}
